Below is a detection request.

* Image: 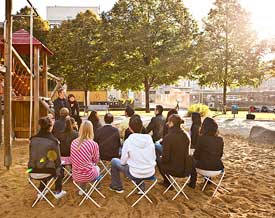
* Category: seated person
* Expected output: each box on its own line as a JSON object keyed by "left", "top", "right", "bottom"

{"left": 162, "top": 109, "right": 178, "bottom": 138}
{"left": 53, "top": 107, "right": 70, "bottom": 139}
{"left": 145, "top": 105, "right": 166, "bottom": 142}
{"left": 94, "top": 113, "right": 121, "bottom": 161}
{"left": 156, "top": 114, "right": 191, "bottom": 187}
{"left": 109, "top": 117, "right": 156, "bottom": 193}
{"left": 28, "top": 116, "right": 66, "bottom": 199}
{"left": 190, "top": 112, "right": 202, "bottom": 149}
{"left": 59, "top": 117, "right": 79, "bottom": 157}
{"left": 70, "top": 120, "right": 100, "bottom": 187}
{"left": 124, "top": 114, "right": 146, "bottom": 141}
{"left": 87, "top": 110, "right": 102, "bottom": 135}
{"left": 188, "top": 117, "right": 224, "bottom": 188}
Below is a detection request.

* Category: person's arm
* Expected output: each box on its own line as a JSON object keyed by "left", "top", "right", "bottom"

{"left": 92, "top": 141, "right": 100, "bottom": 164}
{"left": 218, "top": 137, "right": 224, "bottom": 159}
{"left": 76, "top": 102, "right": 80, "bottom": 116}
{"left": 53, "top": 99, "right": 60, "bottom": 119}
{"left": 120, "top": 141, "right": 129, "bottom": 165}
{"left": 160, "top": 136, "right": 171, "bottom": 163}
{"left": 145, "top": 117, "right": 155, "bottom": 134}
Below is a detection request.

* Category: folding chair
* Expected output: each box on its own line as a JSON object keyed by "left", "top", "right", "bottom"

{"left": 28, "top": 173, "right": 57, "bottom": 208}
{"left": 163, "top": 175, "right": 191, "bottom": 200}
{"left": 196, "top": 168, "right": 229, "bottom": 197}
{"left": 73, "top": 176, "right": 105, "bottom": 207}
{"left": 126, "top": 175, "right": 158, "bottom": 207}
{"left": 61, "top": 157, "right": 72, "bottom": 184}
{"left": 99, "top": 160, "right": 111, "bottom": 181}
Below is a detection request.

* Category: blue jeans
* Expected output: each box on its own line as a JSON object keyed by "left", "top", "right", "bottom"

{"left": 110, "top": 158, "right": 146, "bottom": 191}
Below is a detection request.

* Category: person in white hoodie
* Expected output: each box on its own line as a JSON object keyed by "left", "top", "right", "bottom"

{"left": 110, "top": 116, "right": 156, "bottom": 193}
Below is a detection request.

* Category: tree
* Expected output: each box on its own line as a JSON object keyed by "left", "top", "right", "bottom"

{"left": 193, "top": 0, "right": 266, "bottom": 113}
{"left": 48, "top": 10, "right": 106, "bottom": 109}
{"left": 12, "top": 6, "right": 50, "bottom": 44}
{"left": 102, "top": 0, "right": 198, "bottom": 112}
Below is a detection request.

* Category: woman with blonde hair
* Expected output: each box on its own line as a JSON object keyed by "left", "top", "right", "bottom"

{"left": 70, "top": 120, "right": 100, "bottom": 186}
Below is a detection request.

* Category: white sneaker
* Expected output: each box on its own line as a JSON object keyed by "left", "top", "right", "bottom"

{"left": 54, "top": 190, "right": 67, "bottom": 199}
{"left": 37, "top": 193, "right": 43, "bottom": 199}
{"left": 78, "top": 190, "right": 84, "bottom": 196}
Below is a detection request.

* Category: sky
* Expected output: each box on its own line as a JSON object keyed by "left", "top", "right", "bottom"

{"left": 0, "top": 0, "right": 275, "bottom": 39}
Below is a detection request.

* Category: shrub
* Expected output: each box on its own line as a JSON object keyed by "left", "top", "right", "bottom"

{"left": 187, "top": 104, "right": 210, "bottom": 117}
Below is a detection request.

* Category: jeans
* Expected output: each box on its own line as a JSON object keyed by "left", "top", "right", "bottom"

{"left": 110, "top": 158, "right": 146, "bottom": 191}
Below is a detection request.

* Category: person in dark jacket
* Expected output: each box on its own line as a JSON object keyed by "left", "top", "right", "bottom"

{"left": 53, "top": 88, "right": 71, "bottom": 120}
{"left": 124, "top": 114, "right": 146, "bottom": 141}
{"left": 188, "top": 117, "right": 224, "bottom": 188}
{"left": 59, "top": 117, "right": 79, "bottom": 157}
{"left": 146, "top": 105, "right": 166, "bottom": 142}
{"left": 190, "top": 112, "right": 202, "bottom": 149}
{"left": 68, "top": 94, "right": 82, "bottom": 128}
{"left": 52, "top": 107, "right": 70, "bottom": 139}
{"left": 157, "top": 114, "right": 191, "bottom": 186}
{"left": 88, "top": 110, "right": 102, "bottom": 135}
{"left": 28, "top": 116, "right": 66, "bottom": 198}
{"left": 94, "top": 113, "right": 122, "bottom": 161}
{"left": 163, "top": 109, "right": 178, "bottom": 138}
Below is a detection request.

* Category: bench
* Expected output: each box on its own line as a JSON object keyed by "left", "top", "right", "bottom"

{"left": 87, "top": 104, "right": 109, "bottom": 112}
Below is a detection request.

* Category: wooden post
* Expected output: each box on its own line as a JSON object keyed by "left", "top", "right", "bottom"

{"left": 0, "top": 96, "right": 2, "bottom": 145}
{"left": 42, "top": 52, "right": 48, "bottom": 97}
{"left": 33, "top": 46, "right": 40, "bottom": 134}
{"left": 4, "top": 0, "right": 12, "bottom": 169}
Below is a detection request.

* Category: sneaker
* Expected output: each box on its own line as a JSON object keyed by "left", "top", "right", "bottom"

{"left": 78, "top": 190, "right": 84, "bottom": 196}
{"left": 137, "top": 190, "right": 144, "bottom": 195}
{"left": 109, "top": 186, "right": 124, "bottom": 194}
{"left": 37, "top": 193, "right": 43, "bottom": 199}
{"left": 54, "top": 190, "right": 67, "bottom": 199}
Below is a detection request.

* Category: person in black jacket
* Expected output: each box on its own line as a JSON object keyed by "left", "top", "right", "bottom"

{"left": 157, "top": 114, "right": 191, "bottom": 187}
{"left": 163, "top": 109, "right": 178, "bottom": 138}
{"left": 88, "top": 110, "right": 103, "bottom": 135}
{"left": 53, "top": 88, "right": 71, "bottom": 120}
{"left": 146, "top": 105, "right": 166, "bottom": 142}
{"left": 59, "top": 117, "right": 79, "bottom": 157}
{"left": 188, "top": 117, "right": 224, "bottom": 189}
{"left": 68, "top": 94, "right": 82, "bottom": 128}
{"left": 190, "top": 112, "right": 202, "bottom": 149}
{"left": 94, "top": 113, "right": 122, "bottom": 161}
{"left": 28, "top": 116, "right": 66, "bottom": 198}
{"left": 52, "top": 107, "right": 70, "bottom": 139}
{"left": 124, "top": 114, "right": 146, "bottom": 141}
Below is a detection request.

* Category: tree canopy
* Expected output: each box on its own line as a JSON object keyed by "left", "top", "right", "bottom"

{"left": 192, "top": 0, "right": 267, "bottom": 112}
{"left": 102, "top": 0, "right": 198, "bottom": 112}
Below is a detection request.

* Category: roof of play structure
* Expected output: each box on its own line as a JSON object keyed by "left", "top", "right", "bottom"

{"left": 0, "top": 29, "right": 53, "bottom": 56}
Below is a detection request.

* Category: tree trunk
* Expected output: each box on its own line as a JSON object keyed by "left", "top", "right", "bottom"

{"left": 144, "top": 80, "right": 150, "bottom": 113}
{"left": 222, "top": 81, "right": 227, "bottom": 114}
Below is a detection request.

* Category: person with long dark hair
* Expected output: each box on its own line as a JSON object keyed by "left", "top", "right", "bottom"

{"left": 163, "top": 109, "right": 178, "bottom": 138}
{"left": 190, "top": 112, "right": 202, "bottom": 149}
{"left": 68, "top": 94, "right": 82, "bottom": 128}
{"left": 59, "top": 117, "right": 79, "bottom": 157}
{"left": 188, "top": 117, "right": 224, "bottom": 188}
{"left": 28, "top": 116, "right": 66, "bottom": 199}
{"left": 87, "top": 110, "right": 102, "bottom": 135}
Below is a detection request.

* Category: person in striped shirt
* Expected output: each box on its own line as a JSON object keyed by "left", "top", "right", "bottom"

{"left": 71, "top": 120, "right": 100, "bottom": 190}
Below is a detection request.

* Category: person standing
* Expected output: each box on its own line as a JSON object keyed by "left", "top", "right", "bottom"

{"left": 94, "top": 113, "right": 121, "bottom": 161}
{"left": 53, "top": 88, "right": 71, "bottom": 120}
{"left": 68, "top": 94, "right": 82, "bottom": 128}
{"left": 145, "top": 105, "right": 166, "bottom": 142}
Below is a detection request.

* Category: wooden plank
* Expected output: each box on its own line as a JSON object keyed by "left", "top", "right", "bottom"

{"left": 33, "top": 46, "right": 39, "bottom": 134}
{"left": 4, "top": 0, "right": 13, "bottom": 169}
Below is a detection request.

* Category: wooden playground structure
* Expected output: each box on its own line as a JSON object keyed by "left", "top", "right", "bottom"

{"left": 1, "top": 0, "right": 62, "bottom": 169}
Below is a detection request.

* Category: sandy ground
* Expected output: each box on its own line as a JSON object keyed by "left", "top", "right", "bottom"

{"left": 0, "top": 135, "right": 274, "bottom": 218}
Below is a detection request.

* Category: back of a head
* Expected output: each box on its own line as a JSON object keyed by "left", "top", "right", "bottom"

{"left": 79, "top": 120, "right": 94, "bottom": 141}
{"left": 191, "top": 112, "right": 202, "bottom": 126}
{"left": 168, "top": 114, "right": 183, "bottom": 128}
{"left": 59, "top": 107, "right": 70, "bottom": 118}
{"left": 129, "top": 117, "right": 143, "bottom": 133}
{"left": 125, "top": 106, "right": 135, "bottom": 117}
{"left": 156, "top": 105, "right": 164, "bottom": 115}
{"left": 166, "top": 109, "right": 178, "bottom": 122}
{"left": 64, "top": 117, "right": 73, "bottom": 133}
{"left": 39, "top": 116, "right": 52, "bottom": 132}
{"left": 200, "top": 117, "right": 218, "bottom": 136}
{"left": 88, "top": 110, "right": 99, "bottom": 123}
{"left": 104, "top": 113, "right": 114, "bottom": 124}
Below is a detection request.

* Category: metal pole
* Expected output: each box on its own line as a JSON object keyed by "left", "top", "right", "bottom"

{"left": 29, "top": 7, "right": 33, "bottom": 138}
{"left": 4, "top": 0, "right": 12, "bottom": 169}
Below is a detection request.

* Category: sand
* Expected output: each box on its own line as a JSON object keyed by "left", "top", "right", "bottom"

{"left": 0, "top": 135, "right": 274, "bottom": 218}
